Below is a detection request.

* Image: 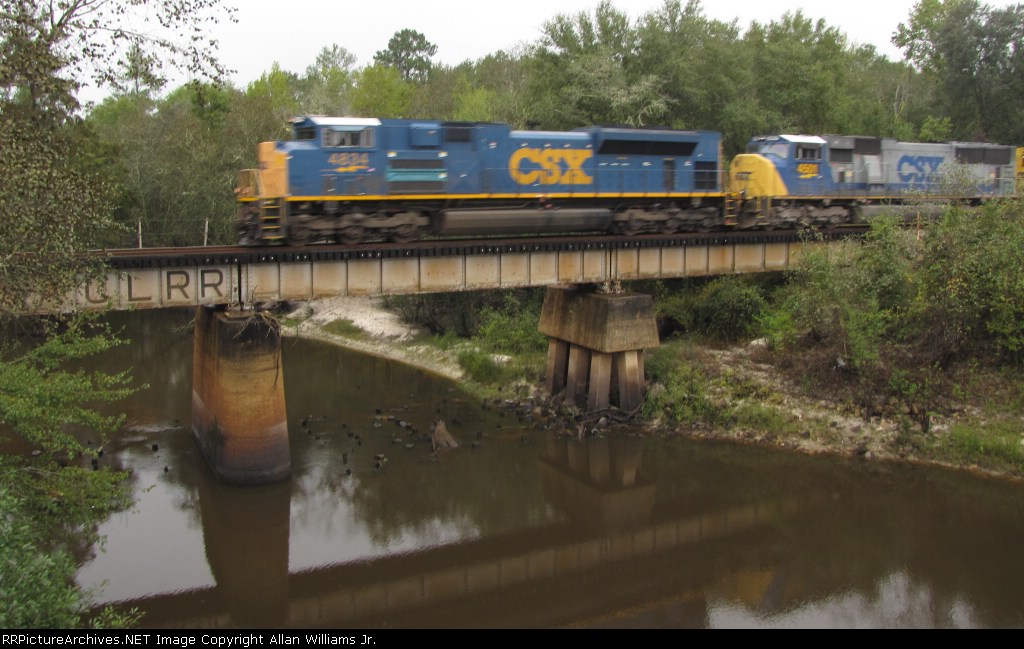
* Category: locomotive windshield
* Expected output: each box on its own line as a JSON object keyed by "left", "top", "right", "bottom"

{"left": 756, "top": 142, "right": 790, "bottom": 159}
{"left": 323, "top": 127, "right": 375, "bottom": 148}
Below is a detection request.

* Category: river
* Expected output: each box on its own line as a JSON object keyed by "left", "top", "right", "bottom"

{"left": 69, "top": 309, "right": 1024, "bottom": 628}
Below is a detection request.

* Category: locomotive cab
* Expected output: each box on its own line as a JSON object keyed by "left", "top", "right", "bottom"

{"left": 729, "top": 135, "right": 858, "bottom": 228}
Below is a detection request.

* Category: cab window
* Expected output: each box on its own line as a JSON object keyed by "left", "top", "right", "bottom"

{"left": 758, "top": 142, "right": 790, "bottom": 159}
{"left": 323, "top": 128, "right": 376, "bottom": 148}
{"left": 796, "top": 145, "right": 821, "bottom": 160}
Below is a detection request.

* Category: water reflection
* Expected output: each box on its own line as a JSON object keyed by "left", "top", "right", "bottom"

{"left": 70, "top": 310, "right": 1024, "bottom": 628}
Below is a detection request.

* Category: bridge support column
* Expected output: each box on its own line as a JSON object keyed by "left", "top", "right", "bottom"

{"left": 192, "top": 306, "right": 290, "bottom": 485}
{"left": 539, "top": 286, "right": 659, "bottom": 413}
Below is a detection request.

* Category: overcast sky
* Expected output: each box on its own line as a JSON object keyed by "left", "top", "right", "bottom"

{"left": 211, "top": 0, "right": 959, "bottom": 86}
{"left": 81, "top": 0, "right": 1020, "bottom": 103}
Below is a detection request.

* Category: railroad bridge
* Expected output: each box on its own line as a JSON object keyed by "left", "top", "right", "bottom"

{"left": 54, "top": 230, "right": 857, "bottom": 484}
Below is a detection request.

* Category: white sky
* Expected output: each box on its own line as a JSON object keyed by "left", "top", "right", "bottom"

{"left": 80, "top": 0, "right": 1020, "bottom": 102}
{"left": 213, "top": 0, "right": 940, "bottom": 87}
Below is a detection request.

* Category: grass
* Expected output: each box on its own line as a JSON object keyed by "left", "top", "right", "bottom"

{"left": 456, "top": 347, "right": 545, "bottom": 389}
{"left": 729, "top": 402, "right": 805, "bottom": 437}
{"left": 935, "top": 420, "right": 1024, "bottom": 474}
{"left": 322, "top": 318, "right": 364, "bottom": 338}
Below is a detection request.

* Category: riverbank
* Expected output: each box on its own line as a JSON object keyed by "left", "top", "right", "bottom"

{"left": 280, "top": 296, "right": 1024, "bottom": 483}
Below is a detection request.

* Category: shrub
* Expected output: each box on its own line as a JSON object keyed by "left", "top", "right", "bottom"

{"left": 695, "top": 276, "right": 768, "bottom": 340}
{"left": 656, "top": 276, "right": 768, "bottom": 341}
{"left": 915, "top": 200, "right": 1024, "bottom": 362}
{"left": 456, "top": 348, "right": 503, "bottom": 383}
{"left": 642, "top": 345, "right": 722, "bottom": 427}
{"left": 475, "top": 293, "right": 547, "bottom": 355}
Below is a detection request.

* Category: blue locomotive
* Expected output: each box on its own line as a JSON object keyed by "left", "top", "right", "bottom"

{"left": 235, "top": 116, "right": 724, "bottom": 245}
{"left": 235, "top": 117, "right": 1022, "bottom": 245}
{"left": 730, "top": 134, "right": 1019, "bottom": 227}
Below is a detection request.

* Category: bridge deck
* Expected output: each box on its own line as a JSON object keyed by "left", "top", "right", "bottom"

{"left": 54, "top": 231, "right": 861, "bottom": 313}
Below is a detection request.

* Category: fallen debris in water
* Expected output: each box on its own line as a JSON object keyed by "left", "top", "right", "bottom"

{"left": 430, "top": 420, "right": 459, "bottom": 452}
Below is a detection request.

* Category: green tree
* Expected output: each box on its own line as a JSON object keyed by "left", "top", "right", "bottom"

{"left": 744, "top": 11, "right": 851, "bottom": 134}
{"left": 524, "top": 1, "right": 677, "bottom": 128}
{"left": 634, "top": 0, "right": 748, "bottom": 134}
{"left": 0, "top": 120, "right": 121, "bottom": 312}
{"left": 246, "top": 63, "right": 301, "bottom": 122}
{"left": 116, "top": 42, "right": 167, "bottom": 96}
{"left": 351, "top": 65, "right": 412, "bottom": 117}
{"left": 894, "top": 0, "right": 1024, "bottom": 142}
{"left": 298, "top": 45, "right": 357, "bottom": 115}
{"left": 373, "top": 28, "right": 438, "bottom": 83}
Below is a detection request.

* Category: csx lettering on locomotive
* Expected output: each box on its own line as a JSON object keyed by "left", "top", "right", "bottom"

{"left": 897, "top": 155, "right": 945, "bottom": 183}
{"left": 508, "top": 148, "right": 593, "bottom": 185}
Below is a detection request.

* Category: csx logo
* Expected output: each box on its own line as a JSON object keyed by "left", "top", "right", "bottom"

{"left": 898, "top": 155, "right": 945, "bottom": 183}
{"left": 509, "top": 148, "right": 593, "bottom": 185}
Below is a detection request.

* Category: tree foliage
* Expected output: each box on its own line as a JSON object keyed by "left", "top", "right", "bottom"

{"left": 351, "top": 64, "right": 412, "bottom": 117}
{"left": 0, "top": 120, "right": 120, "bottom": 313}
{"left": 894, "top": 0, "right": 1024, "bottom": 142}
{"left": 373, "top": 28, "right": 438, "bottom": 83}
{"left": 0, "top": 0, "right": 236, "bottom": 110}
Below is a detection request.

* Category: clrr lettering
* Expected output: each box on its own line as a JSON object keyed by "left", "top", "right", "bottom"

{"left": 509, "top": 148, "right": 593, "bottom": 185}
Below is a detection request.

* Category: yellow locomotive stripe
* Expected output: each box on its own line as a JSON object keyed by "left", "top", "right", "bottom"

{"left": 275, "top": 192, "right": 727, "bottom": 202}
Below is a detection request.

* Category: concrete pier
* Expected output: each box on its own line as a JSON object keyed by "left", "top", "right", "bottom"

{"left": 192, "top": 306, "right": 290, "bottom": 484}
{"left": 539, "top": 286, "right": 659, "bottom": 412}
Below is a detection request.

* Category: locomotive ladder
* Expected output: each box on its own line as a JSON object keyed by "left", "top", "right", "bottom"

{"left": 723, "top": 192, "right": 740, "bottom": 226}
{"left": 259, "top": 199, "right": 286, "bottom": 242}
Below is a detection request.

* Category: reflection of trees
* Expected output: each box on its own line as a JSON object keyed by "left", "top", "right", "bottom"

{"left": 82, "top": 309, "right": 205, "bottom": 528}
{"left": 322, "top": 433, "right": 553, "bottom": 546}
{"left": 639, "top": 438, "right": 1024, "bottom": 627}
{"left": 282, "top": 337, "right": 555, "bottom": 545}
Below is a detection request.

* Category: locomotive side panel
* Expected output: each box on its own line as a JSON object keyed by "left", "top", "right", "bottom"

{"left": 878, "top": 140, "right": 955, "bottom": 194}
{"left": 289, "top": 117, "right": 385, "bottom": 197}
{"left": 950, "top": 143, "right": 1016, "bottom": 196}
{"left": 497, "top": 130, "right": 596, "bottom": 194}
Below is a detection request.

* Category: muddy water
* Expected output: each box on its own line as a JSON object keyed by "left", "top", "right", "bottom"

{"left": 72, "top": 309, "right": 1024, "bottom": 628}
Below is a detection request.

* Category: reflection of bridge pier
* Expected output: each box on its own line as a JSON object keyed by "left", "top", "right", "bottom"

{"left": 541, "top": 434, "right": 655, "bottom": 533}
{"left": 196, "top": 464, "right": 291, "bottom": 628}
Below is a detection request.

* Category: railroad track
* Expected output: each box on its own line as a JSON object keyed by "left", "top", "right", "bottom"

{"left": 100, "top": 228, "right": 869, "bottom": 269}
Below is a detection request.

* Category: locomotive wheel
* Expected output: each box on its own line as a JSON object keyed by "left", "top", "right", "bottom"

{"left": 287, "top": 224, "right": 313, "bottom": 246}
{"left": 390, "top": 224, "right": 426, "bottom": 243}
{"left": 337, "top": 225, "right": 365, "bottom": 245}
{"left": 618, "top": 220, "right": 643, "bottom": 236}
{"left": 661, "top": 218, "right": 681, "bottom": 234}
